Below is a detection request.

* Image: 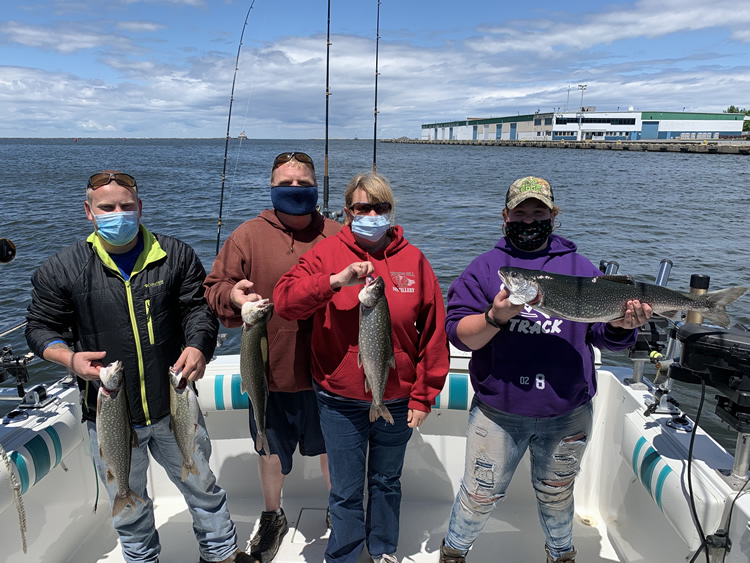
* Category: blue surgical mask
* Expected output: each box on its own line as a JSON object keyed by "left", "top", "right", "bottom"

{"left": 94, "top": 211, "right": 140, "bottom": 246}
{"left": 351, "top": 214, "right": 391, "bottom": 242}
{"left": 270, "top": 186, "right": 319, "bottom": 216}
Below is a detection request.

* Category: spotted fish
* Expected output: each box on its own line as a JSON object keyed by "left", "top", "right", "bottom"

{"left": 498, "top": 266, "right": 747, "bottom": 327}
{"left": 96, "top": 360, "right": 144, "bottom": 517}
{"left": 169, "top": 368, "right": 200, "bottom": 481}
{"left": 240, "top": 299, "right": 274, "bottom": 454}
{"left": 358, "top": 276, "right": 395, "bottom": 424}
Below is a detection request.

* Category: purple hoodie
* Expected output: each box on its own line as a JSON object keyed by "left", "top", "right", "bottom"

{"left": 446, "top": 233, "right": 637, "bottom": 417}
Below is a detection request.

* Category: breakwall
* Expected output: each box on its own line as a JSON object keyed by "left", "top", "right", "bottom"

{"left": 382, "top": 138, "right": 750, "bottom": 155}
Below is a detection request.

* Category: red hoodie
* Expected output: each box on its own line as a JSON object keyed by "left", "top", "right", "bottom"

{"left": 273, "top": 225, "right": 449, "bottom": 413}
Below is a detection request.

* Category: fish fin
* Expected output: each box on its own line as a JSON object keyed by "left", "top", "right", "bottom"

{"left": 389, "top": 355, "right": 396, "bottom": 369}
{"left": 657, "top": 310, "right": 682, "bottom": 321}
{"left": 370, "top": 403, "right": 394, "bottom": 425}
{"left": 597, "top": 275, "right": 635, "bottom": 285}
{"left": 364, "top": 377, "right": 371, "bottom": 393}
{"left": 260, "top": 334, "right": 269, "bottom": 365}
{"left": 357, "top": 351, "right": 363, "bottom": 369}
{"left": 105, "top": 469, "right": 115, "bottom": 485}
{"left": 702, "top": 287, "right": 749, "bottom": 327}
{"left": 181, "top": 464, "right": 189, "bottom": 481}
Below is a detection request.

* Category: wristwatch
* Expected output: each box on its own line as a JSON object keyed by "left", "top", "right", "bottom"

{"left": 484, "top": 304, "right": 508, "bottom": 330}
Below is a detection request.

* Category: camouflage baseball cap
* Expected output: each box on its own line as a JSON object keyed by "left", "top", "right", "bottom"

{"left": 505, "top": 176, "right": 554, "bottom": 210}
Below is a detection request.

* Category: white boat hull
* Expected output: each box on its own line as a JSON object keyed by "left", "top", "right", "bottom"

{"left": 1, "top": 350, "right": 748, "bottom": 562}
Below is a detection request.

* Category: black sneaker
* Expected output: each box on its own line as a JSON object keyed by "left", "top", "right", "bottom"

{"left": 249, "top": 509, "right": 289, "bottom": 562}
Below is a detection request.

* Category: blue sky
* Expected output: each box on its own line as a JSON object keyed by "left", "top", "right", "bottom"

{"left": 1, "top": 0, "right": 748, "bottom": 138}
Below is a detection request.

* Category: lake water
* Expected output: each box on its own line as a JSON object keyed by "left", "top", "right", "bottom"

{"left": 1, "top": 138, "right": 748, "bottom": 451}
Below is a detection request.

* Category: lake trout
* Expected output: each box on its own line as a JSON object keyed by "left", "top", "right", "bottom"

{"left": 240, "top": 299, "right": 273, "bottom": 454}
{"left": 498, "top": 266, "right": 747, "bottom": 328}
{"left": 358, "top": 276, "right": 395, "bottom": 424}
{"left": 169, "top": 367, "right": 200, "bottom": 481}
{"left": 96, "top": 360, "right": 144, "bottom": 517}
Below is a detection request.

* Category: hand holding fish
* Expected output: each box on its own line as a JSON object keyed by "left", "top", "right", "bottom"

{"left": 490, "top": 287, "right": 535, "bottom": 324}
{"left": 330, "top": 261, "right": 375, "bottom": 290}
{"left": 606, "top": 300, "right": 653, "bottom": 330}
{"left": 172, "top": 346, "right": 207, "bottom": 382}
{"left": 68, "top": 350, "right": 107, "bottom": 381}
{"left": 455, "top": 288, "right": 530, "bottom": 350}
{"left": 230, "top": 279, "right": 262, "bottom": 310}
{"left": 408, "top": 408, "right": 428, "bottom": 428}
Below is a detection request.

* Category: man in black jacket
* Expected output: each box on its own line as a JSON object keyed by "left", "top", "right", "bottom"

{"left": 25, "top": 171, "right": 252, "bottom": 563}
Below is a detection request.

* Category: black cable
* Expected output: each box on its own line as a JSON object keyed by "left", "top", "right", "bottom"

{"left": 686, "top": 377, "right": 709, "bottom": 563}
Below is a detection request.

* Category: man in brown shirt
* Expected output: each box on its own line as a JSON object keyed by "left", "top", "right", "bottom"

{"left": 204, "top": 152, "right": 341, "bottom": 562}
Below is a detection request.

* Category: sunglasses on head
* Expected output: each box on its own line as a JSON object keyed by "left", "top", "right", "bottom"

{"left": 87, "top": 172, "right": 138, "bottom": 189}
{"left": 348, "top": 201, "right": 392, "bottom": 215}
{"left": 272, "top": 152, "right": 315, "bottom": 170}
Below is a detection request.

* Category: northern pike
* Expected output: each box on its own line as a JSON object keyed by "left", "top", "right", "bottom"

{"left": 498, "top": 266, "right": 747, "bottom": 328}
{"left": 169, "top": 368, "right": 200, "bottom": 481}
{"left": 358, "top": 276, "right": 395, "bottom": 424}
{"left": 96, "top": 360, "right": 144, "bottom": 517}
{"left": 240, "top": 299, "right": 273, "bottom": 454}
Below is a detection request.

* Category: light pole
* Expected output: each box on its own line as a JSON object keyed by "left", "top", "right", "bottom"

{"left": 578, "top": 84, "right": 587, "bottom": 141}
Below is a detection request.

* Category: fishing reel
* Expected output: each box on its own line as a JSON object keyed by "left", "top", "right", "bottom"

{"left": 0, "top": 345, "right": 33, "bottom": 393}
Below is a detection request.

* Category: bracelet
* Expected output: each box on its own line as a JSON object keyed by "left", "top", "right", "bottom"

{"left": 484, "top": 305, "right": 508, "bottom": 330}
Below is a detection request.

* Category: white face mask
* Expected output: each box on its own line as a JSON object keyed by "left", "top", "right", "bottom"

{"left": 351, "top": 214, "right": 391, "bottom": 242}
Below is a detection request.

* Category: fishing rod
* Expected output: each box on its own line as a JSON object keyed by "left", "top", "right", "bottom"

{"left": 372, "top": 0, "right": 381, "bottom": 173}
{"left": 216, "top": 0, "right": 256, "bottom": 255}
{"left": 322, "top": 0, "right": 332, "bottom": 218}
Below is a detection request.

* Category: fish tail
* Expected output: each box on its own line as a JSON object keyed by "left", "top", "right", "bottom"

{"left": 703, "top": 286, "right": 748, "bottom": 327}
{"left": 112, "top": 489, "right": 145, "bottom": 517}
{"left": 256, "top": 431, "right": 270, "bottom": 457}
{"left": 369, "top": 402, "right": 394, "bottom": 425}
{"left": 181, "top": 461, "right": 199, "bottom": 481}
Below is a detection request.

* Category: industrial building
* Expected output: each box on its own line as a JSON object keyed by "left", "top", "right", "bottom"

{"left": 421, "top": 110, "right": 747, "bottom": 142}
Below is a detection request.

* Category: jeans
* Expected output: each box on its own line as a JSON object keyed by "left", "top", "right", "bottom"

{"left": 316, "top": 392, "right": 412, "bottom": 563}
{"left": 87, "top": 411, "right": 238, "bottom": 562}
{"left": 444, "top": 398, "right": 592, "bottom": 560}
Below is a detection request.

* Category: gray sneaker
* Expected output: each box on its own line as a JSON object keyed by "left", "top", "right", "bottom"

{"left": 439, "top": 540, "right": 466, "bottom": 563}
{"left": 371, "top": 555, "right": 398, "bottom": 563}
{"left": 545, "top": 545, "right": 577, "bottom": 562}
{"left": 249, "top": 509, "right": 288, "bottom": 562}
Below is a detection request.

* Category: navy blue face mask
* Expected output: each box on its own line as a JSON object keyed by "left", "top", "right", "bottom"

{"left": 270, "top": 186, "right": 319, "bottom": 215}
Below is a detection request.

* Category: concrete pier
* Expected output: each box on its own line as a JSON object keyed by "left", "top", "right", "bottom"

{"left": 382, "top": 138, "right": 750, "bottom": 155}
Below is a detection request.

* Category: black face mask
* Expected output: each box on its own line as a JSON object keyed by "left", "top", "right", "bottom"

{"left": 505, "top": 219, "right": 553, "bottom": 251}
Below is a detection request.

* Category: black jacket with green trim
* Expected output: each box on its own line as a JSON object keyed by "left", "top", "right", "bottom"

{"left": 25, "top": 226, "right": 218, "bottom": 425}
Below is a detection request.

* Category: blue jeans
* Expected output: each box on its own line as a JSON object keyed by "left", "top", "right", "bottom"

{"left": 87, "top": 411, "right": 238, "bottom": 562}
{"left": 316, "top": 391, "right": 412, "bottom": 563}
{"left": 444, "top": 398, "right": 592, "bottom": 560}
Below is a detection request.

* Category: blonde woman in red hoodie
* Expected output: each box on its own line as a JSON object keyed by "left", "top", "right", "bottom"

{"left": 274, "top": 172, "right": 449, "bottom": 563}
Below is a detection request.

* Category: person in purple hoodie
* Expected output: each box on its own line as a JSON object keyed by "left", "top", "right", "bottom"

{"left": 438, "top": 177, "right": 653, "bottom": 563}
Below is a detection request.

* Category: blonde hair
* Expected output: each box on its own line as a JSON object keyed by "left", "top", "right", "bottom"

{"left": 343, "top": 172, "right": 396, "bottom": 226}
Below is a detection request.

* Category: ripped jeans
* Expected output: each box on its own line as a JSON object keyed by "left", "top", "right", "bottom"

{"left": 444, "top": 398, "right": 592, "bottom": 560}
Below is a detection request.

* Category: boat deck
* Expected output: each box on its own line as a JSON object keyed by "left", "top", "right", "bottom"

{"left": 68, "top": 417, "right": 622, "bottom": 563}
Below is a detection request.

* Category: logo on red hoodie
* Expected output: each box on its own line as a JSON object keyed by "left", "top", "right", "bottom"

{"left": 390, "top": 272, "right": 416, "bottom": 293}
